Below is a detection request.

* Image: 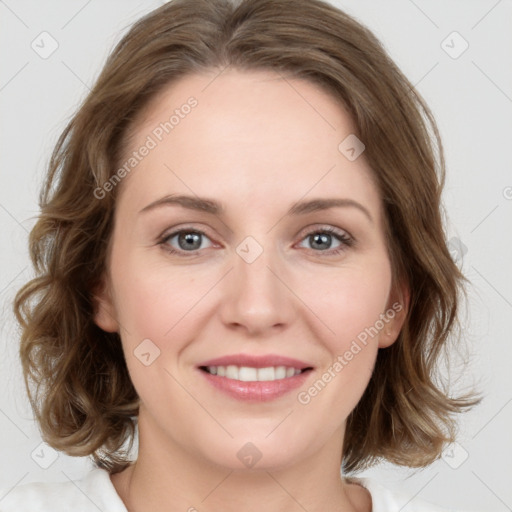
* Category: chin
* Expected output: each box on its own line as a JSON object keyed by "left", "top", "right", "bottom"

{"left": 194, "top": 433, "right": 318, "bottom": 473}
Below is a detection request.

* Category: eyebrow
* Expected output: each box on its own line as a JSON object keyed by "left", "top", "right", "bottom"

{"left": 139, "top": 194, "right": 373, "bottom": 223}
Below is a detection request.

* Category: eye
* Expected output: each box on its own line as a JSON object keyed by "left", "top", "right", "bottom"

{"left": 159, "top": 228, "right": 214, "bottom": 256}
{"left": 158, "top": 225, "right": 354, "bottom": 258}
{"left": 296, "top": 226, "right": 354, "bottom": 255}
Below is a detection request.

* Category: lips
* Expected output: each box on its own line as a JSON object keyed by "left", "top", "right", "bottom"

{"left": 203, "top": 365, "right": 302, "bottom": 381}
{"left": 199, "top": 354, "right": 312, "bottom": 369}
{"left": 197, "top": 354, "right": 314, "bottom": 402}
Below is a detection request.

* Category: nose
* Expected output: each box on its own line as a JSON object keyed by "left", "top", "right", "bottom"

{"left": 217, "top": 238, "right": 295, "bottom": 337}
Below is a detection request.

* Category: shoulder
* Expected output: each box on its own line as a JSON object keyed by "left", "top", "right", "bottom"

{"left": 0, "top": 468, "right": 127, "bottom": 512}
{"left": 350, "top": 477, "right": 465, "bottom": 512}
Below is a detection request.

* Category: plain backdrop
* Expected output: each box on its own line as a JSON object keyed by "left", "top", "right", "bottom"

{"left": 1, "top": 0, "right": 511, "bottom": 510}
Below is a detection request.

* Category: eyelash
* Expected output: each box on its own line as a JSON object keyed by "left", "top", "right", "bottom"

{"left": 157, "top": 225, "right": 355, "bottom": 258}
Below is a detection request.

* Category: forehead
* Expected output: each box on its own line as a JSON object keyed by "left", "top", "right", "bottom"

{"left": 117, "top": 69, "right": 382, "bottom": 224}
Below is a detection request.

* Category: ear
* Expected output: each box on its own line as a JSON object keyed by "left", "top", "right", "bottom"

{"left": 91, "top": 274, "right": 119, "bottom": 333}
{"left": 378, "top": 278, "right": 410, "bottom": 349}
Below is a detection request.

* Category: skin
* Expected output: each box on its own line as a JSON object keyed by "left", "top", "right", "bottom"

{"left": 94, "top": 68, "right": 409, "bottom": 512}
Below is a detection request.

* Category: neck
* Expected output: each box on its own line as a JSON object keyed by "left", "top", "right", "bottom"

{"left": 111, "top": 414, "right": 371, "bottom": 512}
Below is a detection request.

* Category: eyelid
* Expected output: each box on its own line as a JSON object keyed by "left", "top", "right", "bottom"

{"left": 158, "top": 223, "right": 352, "bottom": 242}
{"left": 296, "top": 223, "right": 353, "bottom": 241}
{"left": 158, "top": 223, "right": 355, "bottom": 256}
{"left": 294, "top": 224, "right": 355, "bottom": 252}
{"left": 158, "top": 224, "right": 217, "bottom": 248}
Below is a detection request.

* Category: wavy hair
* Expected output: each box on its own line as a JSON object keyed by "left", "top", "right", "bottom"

{"left": 14, "top": 0, "right": 478, "bottom": 474}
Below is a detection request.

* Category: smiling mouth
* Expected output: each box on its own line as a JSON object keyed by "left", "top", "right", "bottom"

{"left": 199, "top": 365, "right": 313, "bottom": 382}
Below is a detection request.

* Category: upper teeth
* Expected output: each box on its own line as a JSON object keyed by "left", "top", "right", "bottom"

{"left": 206, "top": 365, "right": 302, "bottom": 381}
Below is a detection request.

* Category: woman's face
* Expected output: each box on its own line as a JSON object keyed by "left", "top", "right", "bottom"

{"left": 94, "top": 69, "right": 407, "bottom": 471}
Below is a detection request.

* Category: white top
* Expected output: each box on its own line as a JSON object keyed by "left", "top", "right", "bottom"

{"left": 0, "top": 468, "right": 460, "bottom": 512}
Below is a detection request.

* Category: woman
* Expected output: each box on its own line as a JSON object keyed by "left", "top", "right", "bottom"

{"left": 5, "top": 0, "right": 478, "bottom": 510}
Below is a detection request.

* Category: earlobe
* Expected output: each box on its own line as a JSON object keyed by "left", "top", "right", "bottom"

{"left": 378, "top": 280, "right": 410, "bottom": 349}
{"left": 91, "top": 276, "right": 119, "bottom": 333}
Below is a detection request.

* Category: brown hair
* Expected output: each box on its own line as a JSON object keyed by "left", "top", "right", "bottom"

{"left": 14, "top": 0, "right": 478, "bottom": 474}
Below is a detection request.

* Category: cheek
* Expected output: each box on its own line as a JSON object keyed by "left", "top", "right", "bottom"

{"left": 296, "top": 258, "right": 392, "bottom": 348}
{"left": 295, "top": 276, "right": 384, "bottom": 424}
{"left": 109, "top": 251, "right": 218, "bottom": 393}
{"left": 293, "top": 259, "right": 390, "bottom": 406}
{"left": 111, "top": 251, "right": 203, "bottom": 342}
{"left": 109, "top": 257, "right": 200, "bottom": 407}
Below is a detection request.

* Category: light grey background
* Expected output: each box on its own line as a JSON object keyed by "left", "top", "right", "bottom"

{"left": 1, "top": 0, "right": 511, "bottom": 510}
